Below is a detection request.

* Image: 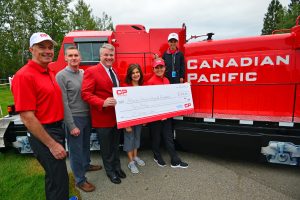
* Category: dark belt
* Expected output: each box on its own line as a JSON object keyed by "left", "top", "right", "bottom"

{"left": 42, "top": 120, "right": 63, "bottom": 128}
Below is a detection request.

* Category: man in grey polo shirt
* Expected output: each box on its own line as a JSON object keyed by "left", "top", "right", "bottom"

{"left": 56, "top": 46, "right": 102, "bottom": 192}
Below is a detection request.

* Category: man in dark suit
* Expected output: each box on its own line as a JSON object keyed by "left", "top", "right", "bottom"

{"left": 81, "top": 43, "right": 126, "bottom": 184}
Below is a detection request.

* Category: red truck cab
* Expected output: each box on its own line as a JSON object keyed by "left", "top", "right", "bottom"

{"left": 49, "top": 24, "right": 186, "bottom": 82}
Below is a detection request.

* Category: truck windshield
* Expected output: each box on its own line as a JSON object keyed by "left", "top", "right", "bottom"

{"left": 77, "top": 42, "right": 102, "bottom": 64}
{"left": 77, "top": 42, "right": 102, "bottom": 62}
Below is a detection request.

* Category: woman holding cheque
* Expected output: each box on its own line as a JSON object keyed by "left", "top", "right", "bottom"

{"left": 123, "top": 64, "right": 146, "bottom": 174}
{"left": 146, "top": 58, "right": 188, "bottom": 168}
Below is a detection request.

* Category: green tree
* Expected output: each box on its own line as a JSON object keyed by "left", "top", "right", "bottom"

{"left": 0, "top": 0, "right": 114, "bottom": 78}
{"left": 11, "top": 0, "right": 38, "bottom": 63}
{"left": 0, "top": 0, "right": 14, "bottom": 78}
{"left": 262, "top": 0, "right": 300, "bottom": 35}
{"left": 96, "top": 12, "right": 114, "bottom": 31}
{"left": 279, "top": 0, "right": 300, "bottom": 28}
{"left": 0, "top": 0, "right": 10, "bottom": 28}
{"left": 69, "top": 0, "right": 113, "bottom": 31}
{"left": 69, "top": 0, "right": 98, "bottom": 30}
{"left": 261, "top": 0, "right": 284, "bottom": 35}
{"left": 38, "top": 0, "right": 72, "bottom": 58}
{"left": 0, "top": 0, "right": 38, "bottom": 78}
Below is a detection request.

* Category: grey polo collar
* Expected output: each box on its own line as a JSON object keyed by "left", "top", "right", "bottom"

{"left": 65, "top": 66, "right": 80, "bottom": 74}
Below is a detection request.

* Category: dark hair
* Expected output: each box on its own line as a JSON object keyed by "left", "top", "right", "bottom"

{"left": 125, "top": 64, "right": 144, "bottom": 85}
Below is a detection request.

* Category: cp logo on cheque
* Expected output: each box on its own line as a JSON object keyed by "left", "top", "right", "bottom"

{"left": 184, "top": 103, "right": 191, "bottom": 108}
{"left": 116, "top": 89, "right": 128, "bottom": 96}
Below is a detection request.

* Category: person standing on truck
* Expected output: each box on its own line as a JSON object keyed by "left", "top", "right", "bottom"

{"left": 56, "top": 46, "right": 102, "bottom": 192}
{"left": 162, "top": 32, "right": 185, "bottom": 84}
{"left": 11, "top": 32, "right": 74, "bottom": 200}
{"left": 146, "top": 58, "right": 188, "bottom": 168}
{"left": 81, "top": 43, "right": 126, "bottom": 184}
{"left": 122, "top": 64, "right": 146, "bottom": 174}
{"left": 162, "top": 33, "right": 185, "bottom": 144}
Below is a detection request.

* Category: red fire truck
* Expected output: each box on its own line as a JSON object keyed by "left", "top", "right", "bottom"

{"left": 2, "top": 19, "right": 300, "bottom": 165}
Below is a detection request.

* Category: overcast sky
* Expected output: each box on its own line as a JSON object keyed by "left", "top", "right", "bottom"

{"left": 84, "top": 0, "right": 291, "bottom": 40}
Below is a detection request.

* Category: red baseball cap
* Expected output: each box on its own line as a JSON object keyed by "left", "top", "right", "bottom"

{"left": 153, "top": 59, "right": 165, "bottom": 68}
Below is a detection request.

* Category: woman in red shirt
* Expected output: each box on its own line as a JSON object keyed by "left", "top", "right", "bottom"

{"left": 146, "top": 58, "right": 188, "bottom": 168}
{"left": 123, "top": 64, "right": 146, "bottom": 174}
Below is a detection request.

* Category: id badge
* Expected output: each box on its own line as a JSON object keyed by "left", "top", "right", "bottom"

{"left": 172, "top": 71, "right": 177, "bottom": 78}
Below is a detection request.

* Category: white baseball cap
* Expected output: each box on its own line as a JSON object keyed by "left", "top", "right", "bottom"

{"left": 168, "top": 32, "right": 179, "bottom": 41}
{"left": 29, "top": 32, "right": 57, "bottom": 47}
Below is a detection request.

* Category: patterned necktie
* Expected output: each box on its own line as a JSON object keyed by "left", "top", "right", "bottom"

{"left": 109, "top": 68, "right": 118, "bottom": 87}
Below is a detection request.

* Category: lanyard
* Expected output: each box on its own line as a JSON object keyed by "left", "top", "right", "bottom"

{"left": 172, "top": 53, "right": 176, "bottom": 71}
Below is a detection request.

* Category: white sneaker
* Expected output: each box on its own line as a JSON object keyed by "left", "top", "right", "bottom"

{"left": 134, "top": 156, "right": 145, "bottom": 166}
{"left": 128, "top": 161, "right": 139, "bottom": 174}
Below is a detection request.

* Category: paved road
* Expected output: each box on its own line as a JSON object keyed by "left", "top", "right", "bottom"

{"left": 77, "top": 148, "right": 300, "bottom": 200}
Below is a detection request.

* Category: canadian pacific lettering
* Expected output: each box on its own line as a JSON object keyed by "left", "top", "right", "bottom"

{"left": 188, "top": 72, "right": 257, "bottom": 83}
{"left": 187, "top": 55, "right": 289, "bottom": 83}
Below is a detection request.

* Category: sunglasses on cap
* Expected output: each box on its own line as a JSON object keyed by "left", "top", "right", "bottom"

{"left": 154, "top": 65, "right": 165, "bottom": 70}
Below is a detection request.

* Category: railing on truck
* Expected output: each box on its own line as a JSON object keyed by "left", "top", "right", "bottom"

{"left": 189, "top": 82, "right": 300, "bottom": 124}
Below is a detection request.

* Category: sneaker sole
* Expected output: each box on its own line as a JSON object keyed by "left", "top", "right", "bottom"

{"left": 170, "top": 165, "right": 189, "bottom": 169}
{"left": 153, "top": 159, "right": 166, "bottom": 167}
{"left": 135, "top": 162, "right": 146, "bottom": 166}
{"left": 134, "top": 158, "right": 146, "bottom": 166}
{"left": 128, "top": 165, "right": 139, "bottom": 174}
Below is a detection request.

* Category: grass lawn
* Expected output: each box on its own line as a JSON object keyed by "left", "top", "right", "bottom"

{"left": 0, "top": 85, "right": 81, "bottom": 199}
{"left": 0, "top": 149, "right": 80, "bottom": 200}
{"left": 0, "top": 85, "right": 14, "bottom": 116}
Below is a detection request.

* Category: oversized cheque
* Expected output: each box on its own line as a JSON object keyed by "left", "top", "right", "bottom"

{"left": 113, "top": 83, "right": 194, "bottom": 129}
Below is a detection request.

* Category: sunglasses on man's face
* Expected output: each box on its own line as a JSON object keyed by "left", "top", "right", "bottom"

{"left": 154, "top": 65, "right": 165, "bottom": 70}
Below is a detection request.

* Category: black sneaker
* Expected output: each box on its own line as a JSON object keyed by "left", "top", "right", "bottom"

{"left": 154, "top": 157, "right": 166, "bottom": 167}
{"left": 171, "top": 161, "right": 189, "bottom": 169}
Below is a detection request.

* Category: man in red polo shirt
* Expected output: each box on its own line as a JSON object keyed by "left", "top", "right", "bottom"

{"left": 11, "top": 32, "right": 71, "bottom": 200}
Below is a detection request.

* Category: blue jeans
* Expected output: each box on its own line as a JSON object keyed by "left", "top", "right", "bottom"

{"left": 66, "top": 116, "right": 91, "bottom": 185}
